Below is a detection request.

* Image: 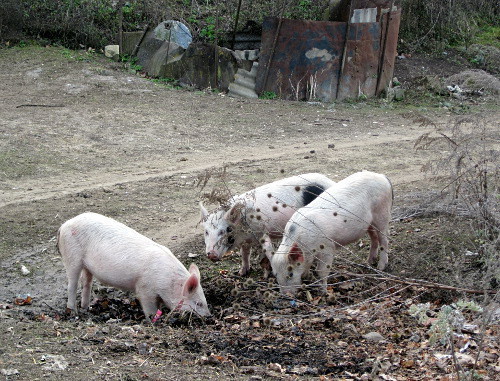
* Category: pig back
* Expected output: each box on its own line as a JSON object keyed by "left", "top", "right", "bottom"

{"left": 237, "top": 173, "right": 335, "bottom": 232}
{"left": 58, "top": 212, "right": 186, "bottom": 291}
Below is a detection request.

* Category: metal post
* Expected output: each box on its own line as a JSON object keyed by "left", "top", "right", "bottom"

{"left": 118, "top": 0, "right": 125, "bottom": 55}
{"left": 375, "top": 0, "right": 395, "bottom": 95}
{"left": 131, "top": 23, "right": 150, "bottom": 57}
{"left": 262, "top": 3, "right": 287, "bottom": 93}
{"left": 335, "top": 0, "right": 354, "bottom": 100}
{"left": 231, "top": 0, "right": 243, "bottom": 51}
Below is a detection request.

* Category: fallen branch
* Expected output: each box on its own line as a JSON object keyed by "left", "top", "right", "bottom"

{"left": 16, "top": 104, "right": 65, "bottom": 108}
{"left": 339, "top": 271, "right": 498, "bottom": 295}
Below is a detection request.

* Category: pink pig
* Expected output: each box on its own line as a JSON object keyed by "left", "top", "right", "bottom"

{"left": 57, "top": 212, "right": 210, "bottom": 318}
{"left": 200, "top": 173, "right": 335, "bottom": 277}
{"left": 271, "top": 171, "right": 393, "bottom": 295}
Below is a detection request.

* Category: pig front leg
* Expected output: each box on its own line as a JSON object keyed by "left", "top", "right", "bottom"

{"left": 315, "top": 251, "right": 334, "bottom": 294}
{"left": 259, "top": 234, "right": 274, "bottom": 278}
{"left": 259, "top": 256, "right": 271, "bottom": 279}
{"left": 136, "top": 286, "right": 160, "bottom": 321}
{"left": 239, "top": 243, "right": 252, "bottom": 276}
{"left": 260, "top": 234, "right": 274, "bottom": 260}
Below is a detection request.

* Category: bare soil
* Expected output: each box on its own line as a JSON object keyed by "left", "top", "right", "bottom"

{"left": 0, "top": 45, "right": 498, "bottom": 380}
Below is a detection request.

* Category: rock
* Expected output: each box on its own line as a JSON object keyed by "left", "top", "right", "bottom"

{"left": 104, "top": 45, "right": 120, "bottom": 61}
{"left": 136, "top": 33, "right": 240, "bottom": 91}
{"left": 290, "top": 365, "right": 318, "bottom": 375}
{"left": 386, "top": 86, "right": 405, "bottom": 101}
{"left": 154, "top": 20, "right": 192, "bottom": 49}
{"left": 268, "top": 363, "right": 284, "bottom": 373}
{"left": 40, "top": 354, "right": 69, "bottom": 371}
{"left": 1, "top": 369, "right": 19, "bottom": 376}
{"left": 409, "top": 333, "right": 421, "bottom": 342}
{"left": 162, "top": 43, "right": 240, "bottom": 91}
{"left": 455, "top": 353, "right": 475, "bottom": 368}
{"left": 363, "top": 331, "right": 386, "bottom": 342}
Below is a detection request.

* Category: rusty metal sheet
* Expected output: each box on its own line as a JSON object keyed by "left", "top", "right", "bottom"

{"left": 256, "top": 17, "right": 347, "bottom": 102}
{"left": 376, "top": 8, "right": 401, "bottom": 95}
{"left": 336, "top": 22, "right": 381, "bottom": 100}
{"left": 256, "top": 9, "right": 400, "bottom": 102}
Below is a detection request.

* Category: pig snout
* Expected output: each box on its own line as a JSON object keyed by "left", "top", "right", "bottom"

{"left": 207, "top": 252, "right": 221, "bottom": 261}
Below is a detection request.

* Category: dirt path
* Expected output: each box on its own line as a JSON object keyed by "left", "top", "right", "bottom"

{"left": 1, "top": 46, "right": 498, "bottom": 381}
{"left": 1, "top": 132, "right": 427, "bottom": 208}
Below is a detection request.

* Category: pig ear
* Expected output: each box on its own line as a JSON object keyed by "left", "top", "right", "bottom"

{"left": 183, "top": 273, "right": 199, "bottom": 296}
{"left": 288, "top": 244, "right": 304, "bottom": 264}
{"left": 188, "top": 263, "right": 201, "bottom": 279}
{"left": 223, "top": 202, "right": 243, "bottom": 224}
{"left": 199, "top": 202, "right": 209, "bottom": 222}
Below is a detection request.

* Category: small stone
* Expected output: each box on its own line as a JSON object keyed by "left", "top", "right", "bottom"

{"left": 409, "top": 334, "right": 420, "bottom": 342}
{"left": 1, "top": 369, "right": 19, "bottom": 376}
{"left": 104, "top": 45, "right": 120, "bottom": 61}
{"left": 362, "top": 332, "right": 385, "bottom": 342}
{"left": 268, "top": 363, "right": 283, "bottom": 373}
{"left": 455, "top": 353, "right": 475, "bottom": 368}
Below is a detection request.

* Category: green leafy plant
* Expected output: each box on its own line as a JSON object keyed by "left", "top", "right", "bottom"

{"left": 259, "top": 91, "right": 278, "bottom": 100}
{"left": 149, "top": 77, "right": 181, "bottom": 89}
{"left": 409, "top": 300, "right": 483, "bottom": 345}
{"left": 199, "top": 16, "right": 218, "bottom": 43}
{"left": 121, "top": 54, "right": 143, "bottom": 72}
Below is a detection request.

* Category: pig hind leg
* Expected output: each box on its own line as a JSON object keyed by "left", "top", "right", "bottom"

{"left": 367, "top": 223, "right": 390, "bottom": 271}
{"left": 64, "top": 260, "right": 84, "bottom": 312}
{"left": 366, "top": 226, "right": 380, "bottom": 267}
{"left": 376, "top": 225, "right": 390, "bottom": 270}
{"left": 80, "top": 268, "right": 93, "bottom": 310}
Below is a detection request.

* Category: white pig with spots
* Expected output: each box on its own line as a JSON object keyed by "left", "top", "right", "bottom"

{"left": 57, "top": 212, "right": 210, "bottom": 318}
{"left": 200, "top": 173, "right": 335, "bottom": 277}
{"left": 271, "top": 171, "right": 393, "bottom": 295}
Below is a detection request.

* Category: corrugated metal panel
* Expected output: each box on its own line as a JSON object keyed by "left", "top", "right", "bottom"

{"left": 228, "top": 62, "right": 259, "bottom": 99}
{"left": 351, "top": 8, "right": 377, "bottom": 23}
{"left": 255, "top": 7, "right": 401, "bottom": 101}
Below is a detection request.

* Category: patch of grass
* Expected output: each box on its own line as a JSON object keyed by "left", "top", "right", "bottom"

{"left": 120, "top": 55, "right": 143, "bottom": 72}
{"left": 149, "top": 77, "right": 182, "bottom": 90}
{"left": 60, "top": 47, "right": 95, "bottom": 62}
{"left": 475, "top": 25, "right": 500, "bottom": 49}
{"left": 259, "top": 91, "right": 278, "bottom": 100}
